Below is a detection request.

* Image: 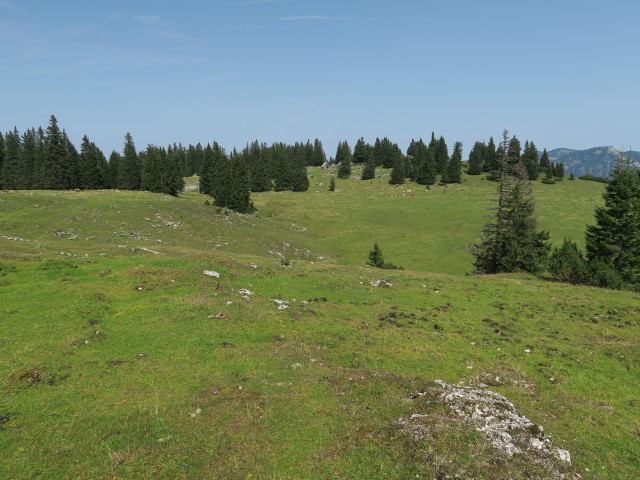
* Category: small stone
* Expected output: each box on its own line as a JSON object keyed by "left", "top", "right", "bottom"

{"left": 203, "top": 270, "right": 220, "bottom": 278}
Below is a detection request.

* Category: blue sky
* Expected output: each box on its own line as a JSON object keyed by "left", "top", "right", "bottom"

{"left": 1, "top": 0, "right": 639, "bottom": 157}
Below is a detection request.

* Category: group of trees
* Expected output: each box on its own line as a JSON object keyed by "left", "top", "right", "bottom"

{"left": 332, "top": 134, "right": 463, "bottom": 186}
{"left": 470, "top": 130, "right": 639, "bottom": 292}
{"left": 0, "top": 116, "right": 334, "bottom": 210}
{"left": 0, "top": 116, "right": 184, "bottom": 195}
{"left": 548, "top": 158, "right": 640, "bottom": 290}
{"left": 467, "top": 136, "right": 554, "bottom": 182}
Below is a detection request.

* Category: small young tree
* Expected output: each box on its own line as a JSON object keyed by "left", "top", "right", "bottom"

{"left": 328, "top": 176, "right": 336, "bottom": 191}
{"left": 368, "top": 243, "right": 385, "bottom": 268}
{"left": 548, "top": 239, "right": 590, "bottom": 284}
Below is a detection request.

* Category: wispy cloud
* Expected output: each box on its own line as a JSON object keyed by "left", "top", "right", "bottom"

{"left": 277, "top": 16, "right": 352, "bottom": 21}
{"left": 0, "top": 0, "right": 32, "bottom": 17}
{"left": 109, "top": 12, "right": 192, "bottom": 42}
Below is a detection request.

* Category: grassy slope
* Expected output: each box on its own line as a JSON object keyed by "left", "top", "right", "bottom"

{"left": 0, "top": 172, "right": 638, "bottom": 480}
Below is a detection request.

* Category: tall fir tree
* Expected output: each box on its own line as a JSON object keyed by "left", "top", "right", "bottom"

{"left": 585, "top": 157, "right": 640, "bottom": 284}
{"left": 0, "top": 128, "right": 22, "bottom": 189}
{"left": 482, "top": 137, "right": 497, "bottom": 172}
{"left": 471, "top": 130, "right": 550, "bottom": 274}
{"left": 311, "top": 138, "right": 327, "bottom": 166}
{"left": 0, "top": 130, "right": 4, "bottom": 188}
{"left": 19, "top": 128, "right": 38, "bottom": 189}
{"left": 336, "top": 141, "right": 352, "bottom": 179}
{"left": 539, "top": 148, "right": 550, "bottom": 171}
{"left": 272, "top": 143, "right": 292, "bottom": 191}
{"left": 389, "top": 153, "right": 405, "bottom": 184}
{"left": 225, "top": 153, "right": 253, "bottom": 212}
{"left": 435, "top": 136, "right": 449, "bottom": 175}
{"left": 61, "top": 130, "right": 79, "bottom": 189}
{"left": 353, "top": 137, "right": 368, "bottom": 164}
{"left": 37, "top": 115, "right": 68, "bottom": 189}
{"left": 108, "top": 151, "right": 122, "bottom": 189}
{"left": 117, "top": 133, "right": 140, "bottom": 190}
{"left": 361, "top": 154, "right": 376, "bottom": 180}
{"left": 442, "top": 141, "right": 462, "bottom": 183}
{"left": 78, "top": 135, "right": 103, "bottom": 189}
{"left": 522, "top": 140, "right": 539, "bottom": 180}
{"left": 415, "top": 142, "right": 437, "bottom": 185}
{"left": 467, "top": 141, "right": 485, "bottom": 175}
{"left": 290, "top": 146, "right": 310, "bottom": 192}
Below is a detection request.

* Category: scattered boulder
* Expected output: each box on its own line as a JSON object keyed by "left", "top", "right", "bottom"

{"left": 370, "top": 280, "right": 393, "bottom": 288}
{"left": 203, "top": 270, "right": 220, "bottom": 278}
{"left": 400, "top": 380, "right": 580, "bottom": 479}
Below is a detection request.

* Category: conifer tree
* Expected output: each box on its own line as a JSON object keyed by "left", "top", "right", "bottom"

{"left": 117, "top": 133, "right": 140, "bottom": 190}
{"left": 0, "top": 130, "right": 4, "bottom": 188}
{"left": 539, "top": 148, "right": 550, "bottom": 171}
{"left": 389, "top": 153, "right": 405, "bottom": 184}
{"left": 0, "top": 128, "right": 22, "bottom": 189}
{"left": 19, "top": 129, "right": 37, "bottom": 189}
{"left": 585, "top": 157, "right": 640, "bottom": 284}
{"left": 290, "top": 147, "right": 310, "bottom": 192}
{"left": 108, "top": 151, "right": 121, "bottom": 189}
{"left": 482, "top": 137, "right": 497, "bottom": 172}
{"left": 225, "top": 152, "right": 253, "bottom": 212}
{"left": 329, "top": 176, "right": 336, "bottom": 191}
{"left": 353, "top": 137, "right": 368, "bottom": 164}
{"left": 415, "top": 142, "right": 437, "bottom": 186}
{"left": 272, "top": 143, "right": 292, "bottom": 191}
{"left": 78, "top": 135, "right": 103, "bottom": 189}
{"left": 467, "top": 141, "right": 485, "bottom": 175}
{"left": 336, "top": 141, "right": 352, "bottom": 179}
{"left": 554, "top": 161, "right": 565, "bottom": 180}
{"left": 522, "top": 140, "right": 539, "bottom": 180}
{"left": 443, "top": 141, "right": 462, "bottom": 183}
{"left": 435, "top": 136, "right": 449, "bottom": 175}
{"left": 36, "top": 115, "right": 68, "bottom": 189}
{"left": 247, "top": 141, "right": 273, "bottom": 192}
{"left": 61, "top": 130, "right": 80, "bottom": 189}
{"left": 312, "top": 139, "right": 326, "bottom": 167}
{"left": 471, "top": 130, "right": 550, "bottom": 274}
{"left": 367, "top": 243, "right": 385, "bottom": 268}
{"left": 361, "top": 154, "right": 376, "bottom": 180}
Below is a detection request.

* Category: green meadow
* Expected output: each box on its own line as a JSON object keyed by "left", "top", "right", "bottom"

{"left": 1, "top": 169, "right": 638, "bottom": 480}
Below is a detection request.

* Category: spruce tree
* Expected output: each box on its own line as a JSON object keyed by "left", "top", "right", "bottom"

{"left": 336, "top": 141, "right": 352, "bottom": 179}
{"left": 443, "top": 141, "right": 462, "bottom": 183}
{"left": 483, "top": 137, "right": 497, "bottom": 173}
{"left": 389, "top": 153, "right": 405, "bottom": 184}
{"left": 290, "top": 147, "right": 310, "bottom": 192}
{"left": 467, "top": 141, "right": 485, "bottom": 175}
{"left": 415, "top": 142, "right": 437, "bottom": 186}
{"left": 20, "top": 129, "right": 37, "bottom": 189}
{"left": 108, "top": 151, "right": 121, "bottom": 189}
{"left": 367, "top": 243, "right": 385, "bottom": 268}
{"left": 37, "top": 115, "right": 67, "bottom": 189}
{"left": 329, "top": 176, "right": 336, "bottom": 191}
{"left": 226, "top": 153, "right": 253, "bottom": 212}
{"left": 353, "top": 137, "right": 368, "bottom": 164}
{"left": 435, "top": 136, "right": 449, "bottom": 175}
{"left": 272, "top": 143, "right": 292, "bottom": 191}
{"left": 0, "top": 130, "right": 4, "bottom": 188}
{"left": 522, "top": 140, "right": 539, "bottom": 180}
{"left": 117, "top": 133, "right": 140, "bottom": 190}
{"left": 585, "top": 157, "right": 640, "bottom": 284}
{"left": 539, "top": 148, "right": 550, "bottom": 171}
{"left": 471, "top": 130, "right": 550, "bottom": 274}
{"left": 312, "top": 139, "right": 326, "bottom": 167}
{"left": 361, "top": 154, "right": 376, "bottom": 180}
{"left": 78, "top": 135, "right": 103, "bottom": 189}
{"left": 0, "top": 128, "right": 22, "bottom": 189}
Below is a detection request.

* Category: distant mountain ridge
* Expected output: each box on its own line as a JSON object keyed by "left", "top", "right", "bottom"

{"left": 547, "top": 146, "right": 640, "bottom": 178}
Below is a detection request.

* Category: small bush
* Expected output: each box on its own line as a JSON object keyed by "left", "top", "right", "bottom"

{"left": 548, "top": 239, "right": 590, "bottom": 284}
